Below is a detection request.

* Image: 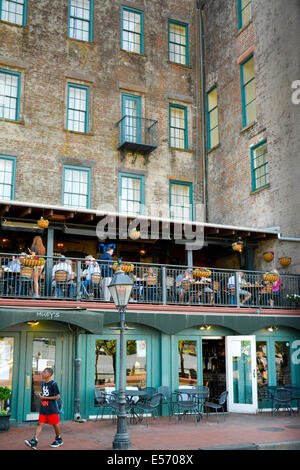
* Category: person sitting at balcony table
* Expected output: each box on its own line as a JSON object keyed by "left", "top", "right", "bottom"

{"left": 81, "top": 255, "right": 100, "bottom": 298}
{"left": 227, "top": 271, "right": 252, "bottom": 305}
{"left": 28, "top": 236, "right": 46, "bottom": 298}
{"left": 145, "top": 267, "right": 157, "bottom": 302}
{"left": 175, "top": 269, "right": 192, "bottom": 301}
{"left": 52, "top": 255, "right": 74, "bottom": 298}
{"left": 270, "top": 269, "right": 282, "bottom": 307}
{"left": 98, "top": 246, "right": 114, "bottom": 301}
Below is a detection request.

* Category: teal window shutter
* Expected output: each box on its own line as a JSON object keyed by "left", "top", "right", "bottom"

{"left": 250, "top": 140, "right": 269, "bottom": 191}
{"left": 121, "top": 6, "right": 144, "bottom": 54}
{"left": 63, "top": 165, "right": 91, "bottom": 209}
{"left": 168, "top": 19, "right": 189, "bottom": 66}
{"left": 118, "top": 172, "right": 145, "bottom": 216}
{"left": 0, "top": 0, "right": 27, "bottom": 26}
{"left": 67, "top": 83, "right": 89, "bottom": 133}
{"left": 0, "top": 155, "right": 16, "bottom": 200}
{"left": 169, "top": 104, "right": 188, "bottom": 150}
{"left": 169, "top": 180, "right": 193, "bottom": 221}
{"left": 68, "top": 0, "right": 93, "bottom": 42}
{"left": 0, "top": 68, "right": 21, "bottom": 121}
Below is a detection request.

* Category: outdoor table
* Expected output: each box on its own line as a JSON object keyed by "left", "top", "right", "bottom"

{"left": 112, "top": 389, "right": 147, "bottom": 423}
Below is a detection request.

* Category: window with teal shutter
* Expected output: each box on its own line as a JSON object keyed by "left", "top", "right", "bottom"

{"left": 168, "top": 20, "right": 189, "bottom": 66}
{"left": 119, "top": 172, "right": 145, "bottom": 216}
{"left": 240, "top": 55, "right": 256, "bottom": 127}
{"left": 67, "top": 83, "right": 89, "bottom": 133}
{"left": 0, "top": 69, "right": 21, "bottom": 121}
{"left": 68, "top": 0, "right": 93, "bottom": 42}
{"left": 169, "top": 104, "right": 188, "bottom": 150}
{"left": 238, "top": 0, "right": 252, "bottom": 29}
{"left": 0, "top": 0, "right": 27, "bottom": 26}
{"left": 169, "top": 180, "right": 193, "bottom": 222}
{"left": 207, "top": 86, "right": 219, "bottom": 150}
{"left": 0, "top": 155, "right": 16, "bottom": 201}
{"left": 121, "top": 6, "right": 144, "bottom": 54}
{"left": 63, "top": 165, "right": 91, "bottom": 209}
{"left": 251, "top": 140, "right": 269, "bottom": 191}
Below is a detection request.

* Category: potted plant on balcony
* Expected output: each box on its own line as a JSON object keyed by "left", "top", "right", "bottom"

{"left": 263, "top": 272, "right": 279, "bottom": 283}
{"left": 232, "top": 241, "right": 243, "bottom": 253}
{"left": 263, "top": 251, "right": 274, "bottom": 262}
{"left": 113, "top": 261, "right": 134, "bottom": 273}
{"left": 279, "top": 257, "right": 291, "bottom": 267}
{"left": 0, "top": 387, "right": 11, "bottom": 432}
{"left": 21, "top": 254, "right": 46, "bottom": 267}
{"left": 37, "top": 217, "right": 49, "bottom": 229}
{"left": 192, "top": 268, "right": 212, "bottom": 278}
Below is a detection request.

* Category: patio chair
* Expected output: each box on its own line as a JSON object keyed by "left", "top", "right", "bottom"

{"left": 134, "top": 393, "right": 162, "bottom": 427}
{"left": 157, "top": 386, "right": 174, "bottom": 420}
{"left": 284, "top": 384, "right": 300, "bottom": 411}
{"left": 175, "top": 392, "right": 200, "bottom": 425}
{"left": 195, "top": 386, "right": 210, "bottom": 413}
{"left": 258, "top": 386, "right": 272, "bottom": 413}
{"left": 91, "top": 273, "right": 101, "bottom": 299}
{"left": 106, "top": 392, "right": 131, "bottom": 422}
{"left": 94, "top": 389, "right": 108, "bottom": 421}
{"left": 272, "top": 387, "right": 293, "bottom": 415}
{"left": 140, "top": 387, "right": 157, "bottom": 403}
{"left": 204, "top": 391, "right": 228, "bottom": 423}
{"left": 54, "top": 270, "right": 68, "bottom": 298}
{"left": 19, "top": 266, "right": 33, "bottom": 296}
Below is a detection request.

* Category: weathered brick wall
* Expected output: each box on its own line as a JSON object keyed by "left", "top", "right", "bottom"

{"left": 203, "top": 0, "right": 300, "bottom": 273}
{"left": 0, "top": 0, "right": 198, "bottom": 219}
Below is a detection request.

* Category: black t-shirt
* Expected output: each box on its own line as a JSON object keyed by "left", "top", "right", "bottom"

{"left": 39, "top": 380, "right": 60, "bottom": 415}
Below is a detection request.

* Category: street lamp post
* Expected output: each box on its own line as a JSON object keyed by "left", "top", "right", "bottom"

{"left": 108, "top": 268, "right": 133, "bottom": 450}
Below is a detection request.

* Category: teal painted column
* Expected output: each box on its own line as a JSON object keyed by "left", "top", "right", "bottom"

{"left": 46, "top": 227, "right": 54, "bottom": 296}
{"left": 74, "top": 330, "right": 81, "bottom": 420}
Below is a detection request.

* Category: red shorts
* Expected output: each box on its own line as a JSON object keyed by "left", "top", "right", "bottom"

{"left": 39, "top": 414, "right": 60, "bottom": 425}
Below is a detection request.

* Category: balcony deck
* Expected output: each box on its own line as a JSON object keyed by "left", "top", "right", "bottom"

{"left": 0, "top": 255, "right": 299, "bottom": 314}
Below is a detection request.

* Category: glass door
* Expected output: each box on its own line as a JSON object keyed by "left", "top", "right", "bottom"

{"left": 121, "top": 93, "right": 142, "bottom": 144}
{"left": 24, "top": 334, "right": 62, "bottom": 421}
{"left": 226, "top": 336, "right": 258, "bottom": 413}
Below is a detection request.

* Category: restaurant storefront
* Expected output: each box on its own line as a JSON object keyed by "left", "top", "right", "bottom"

{"left": 1, "top": 307, "right": 299, "bottom": 423}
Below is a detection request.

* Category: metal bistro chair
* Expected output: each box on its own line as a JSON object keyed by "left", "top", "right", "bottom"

{"left": 94, "top": 389, "right": 108, "bottom": 421}
{"left": 140, "top": 387, "right": 157, "bottom": 403}
{"left": 176, "top": 392, "right": 201, "bottom": 425}
{"left": 272, "top": 387, "right": 293, "bottom": 415}
{"left": 204, "top": 391, "right": 228, "bottom": 423}
{"left": 91, "top": 273, "right": 101, "bottom": 299}
{"left": 258, "top": 386, "right": 272, "bottom": 413}
{"left": 134, "top": 393, "right": 162, "bottom": 427}
{"left": 157, "top": 386, "right": 175, "bottom": 421}
{"left": 106, "top": 392, "right": 131, "bottom": 423}
{"left": 196, "top": 386, "right": 210, "bottom": 414}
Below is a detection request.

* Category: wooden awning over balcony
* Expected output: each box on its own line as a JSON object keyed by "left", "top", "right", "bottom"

{"left": 0, "top": 200, "right": 279, "bottom": 243}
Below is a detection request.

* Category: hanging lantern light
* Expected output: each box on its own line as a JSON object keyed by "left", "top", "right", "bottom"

{"left": 129, "top": 228, "right": 140, "bottom": 240}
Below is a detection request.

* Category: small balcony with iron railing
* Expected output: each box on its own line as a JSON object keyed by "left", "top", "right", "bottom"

{"left": 0, "top": 254, "right": 299, "bottom": 310}
{"left": 117, "top": 116, "right": 158, "bottom": 155}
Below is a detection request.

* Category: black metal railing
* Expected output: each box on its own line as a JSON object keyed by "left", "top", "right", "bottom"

{"left": 117, "top": 116, "right": 158, "bottom": 153}
{"left": 0, "top": 254, "right": 299, "bottom": 309}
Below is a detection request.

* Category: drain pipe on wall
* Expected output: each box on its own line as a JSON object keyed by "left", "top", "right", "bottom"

{"left": 197, "top": 0, "right": 208, "bottom": 222}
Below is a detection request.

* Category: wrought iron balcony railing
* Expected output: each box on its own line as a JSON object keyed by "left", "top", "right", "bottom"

{"left": 0, "top": 254, "right": 299, "bottom": 309}
{"left": 117, "top": 116, "right": 158, "bottom": 154}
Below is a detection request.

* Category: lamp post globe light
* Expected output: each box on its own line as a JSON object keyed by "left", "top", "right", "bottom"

{"left": 108, "top": 268, "right": 133, "bottom": 450}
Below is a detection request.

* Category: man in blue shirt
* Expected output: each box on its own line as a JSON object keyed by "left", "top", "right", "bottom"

{"left": 98, "top": 246, "right": 114, "bottom": 301}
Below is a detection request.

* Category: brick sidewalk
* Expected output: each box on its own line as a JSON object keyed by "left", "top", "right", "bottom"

{"left": 0, "top": 413, "right": 300, "bottom": 451}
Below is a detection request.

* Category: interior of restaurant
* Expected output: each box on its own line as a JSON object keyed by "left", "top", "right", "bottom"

{"left": 0, "top": 228, "right": 244, "bottom": 270}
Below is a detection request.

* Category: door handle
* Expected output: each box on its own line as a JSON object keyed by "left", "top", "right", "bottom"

{"left": 26, "top": 375, "right": 31, "bottom": 389}
{"left": 253, "top": 369, "right": 256, "bottom": 379}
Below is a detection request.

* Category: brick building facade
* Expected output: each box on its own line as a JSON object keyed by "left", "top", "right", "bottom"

{"left": 202, "top": 0, "right": 300, "bottom": 273}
